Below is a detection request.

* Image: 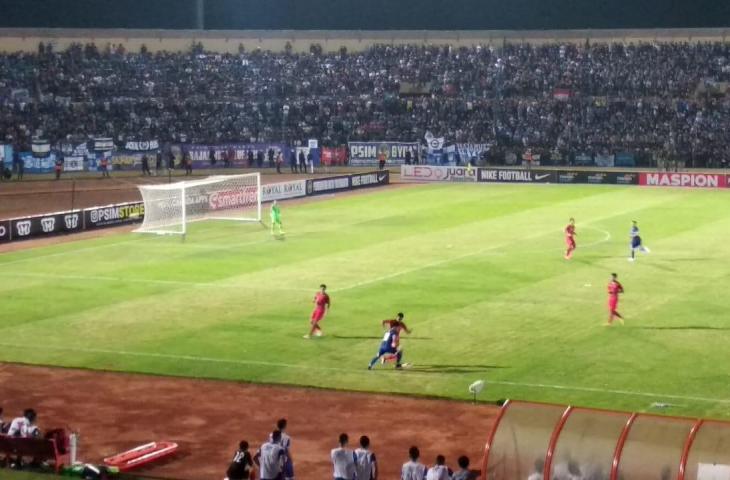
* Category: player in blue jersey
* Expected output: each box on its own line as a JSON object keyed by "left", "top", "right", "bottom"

{"left": 368, "top": 327, "right": 410, "bottom": 370}
{"left": 629, "top": 220, "right": 651, "bottom": 261}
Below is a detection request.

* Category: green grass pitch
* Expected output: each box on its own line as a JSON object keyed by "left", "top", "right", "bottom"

{"left": 1, "top": 184, "right": 729, "bottom": 418}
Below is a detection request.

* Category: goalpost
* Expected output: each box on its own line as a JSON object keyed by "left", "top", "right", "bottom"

{"left": 135, "top": 173, "right": 261, "bottom": 236}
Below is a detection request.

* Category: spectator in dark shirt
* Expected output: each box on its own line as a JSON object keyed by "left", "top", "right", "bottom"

{"left": 298, "top": 150, "right": 306, "bottom": 173}
{"left": 141, "top": 154, "right": 151, "bottom": 176}
{"left": 225, "top": 440, "right": 254, "bottom": 480}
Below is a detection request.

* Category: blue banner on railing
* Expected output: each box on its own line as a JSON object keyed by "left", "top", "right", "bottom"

{"left": 1, "top": 144, "right": 12, "bottom": 169}
{"left": 615, "top": 152, "right": 636, "bottom": 167}
{"left": 574, "top": 153, "right": 594, "bottom": 166}
{"left": 178, "top": 143, "right": 292, "bottom": 170}
{"left": 348, "top": 141, "right": 419, "bottom": 166}
{"left": 19, "top": 152, "right": 58, "bottom": 174}
{"left": 594, "top": 153, "right": 615, "bottom": 168}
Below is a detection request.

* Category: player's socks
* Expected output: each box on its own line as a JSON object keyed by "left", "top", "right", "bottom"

{"left": 314, "top": 330, "right": 323, "bottom": 337}
{"left": 618, "top": 317, "right": 625, "bottom": 325}
{"left": 643, "top": 246, "right": 651, "bottom": 253}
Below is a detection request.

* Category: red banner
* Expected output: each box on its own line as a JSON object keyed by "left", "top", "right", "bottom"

{"left": 639, "top": 172, "right": 728, "bottom": 188}
{"left": 321, "top": 147, "right": 348, "bottom": 166}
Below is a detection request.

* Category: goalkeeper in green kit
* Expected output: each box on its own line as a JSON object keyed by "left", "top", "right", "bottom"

{"left": 270, "top": 200, "right": 285, "bottom": 236}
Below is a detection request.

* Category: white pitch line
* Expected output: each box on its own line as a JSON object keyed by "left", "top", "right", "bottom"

{"left": 1, "top": 342, "right": 728, "bottom": 405}
{"left": 333, "top": 227, "right": 612, "bottom": 293}
{"left": 489, "top": 379, "right": 730, "bottom": 405}
{"left": 0, "top": 343, "right": 347, "bottom": 372}
{"left": 0, "top": 270, "right": 311, "bottom": 291}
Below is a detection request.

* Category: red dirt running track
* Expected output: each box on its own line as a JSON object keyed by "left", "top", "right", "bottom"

{"left": 0, "top": 364, "right": 497, "bottom": 479}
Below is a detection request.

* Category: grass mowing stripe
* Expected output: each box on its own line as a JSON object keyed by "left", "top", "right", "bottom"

{"left": 2, "top": 343, "right": 729, "bottom": 406}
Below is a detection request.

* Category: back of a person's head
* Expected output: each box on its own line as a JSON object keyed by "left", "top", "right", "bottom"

{"left": 409, "top": 446, "right": 420, "bottom": 461}
{"left": 271, "top": 429, "right": 282, "bottom": 442}
{"left": 24, "top": 408, "right": 36, "bottom": 422}
{"left": 457, "top": 455, "right": 469, "bottom": 469}
{"left": 359, "top": 435, "right": 370, "bottom": 449}
{"left": 436, "top": 454, "right": 445, "bottom": 465}
{"left": 276, "top": 418, "right": 287, "bottom": 430}
{"left": 239, "top": 440, "right": 249, "bottom": 451}
{"left": 339, "top": 433, "right": 348, "bottom": 446}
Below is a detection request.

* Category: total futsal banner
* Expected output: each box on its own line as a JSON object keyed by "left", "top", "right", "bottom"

{"left": 478, "top": 168, "right": 556, "bottom": 183}
{"left": 401, "top": 165, "right": 477, "bottom": 182}
{"left": 348, "top": 142, "right": 419, "bottom": 166}
{"left": 262, "top": 180, "right": 307, "bottom": 202}
{"left": 639, "top": 172, "right": 728, "bottom": 188}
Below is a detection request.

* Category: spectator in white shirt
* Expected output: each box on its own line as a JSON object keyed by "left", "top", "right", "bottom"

{"left": 426, "top": 455, "right": 451, "bottom": 480}
{"left": 354, "top": 435, "right": 378, "bottom": 480}
{"left": 402, "top": 446, "right": 427, "bottom": 480}
{"left": 451, "top": 456, "right": 476, "bottom": 480}
{"left": 6, "top": 409, "right": 38, "bottom": 438}
{"left": 254, "top": 430, "right": 286, "bottom": 480}
{"left": 270, "top": 418, "right": 294, "bottom": 480}
{"left": 331, "top": 433, "right": 356, "bottom": 480}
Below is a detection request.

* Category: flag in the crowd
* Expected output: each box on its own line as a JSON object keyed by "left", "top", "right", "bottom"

{"left": 553, "top": 88, "right": 571, "bottom": 101}
{"left": 31, "top": 139, "right": 51, "bottom": 157}
{"left": 424, "top": 131, "right": 445, "bottom": 151}
{"left": 94, "top": 137, "right": 114, "bottom": 152}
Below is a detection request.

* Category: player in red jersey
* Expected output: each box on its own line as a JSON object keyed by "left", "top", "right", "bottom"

{"left": 606, "top": 273, "right": 625, "bottom": 325}
{"left": 564, "top": 218, "right": 576, "bottom": 260}
{"left": 304, "top": 284, "right": 330, "bottom": 339}
{"left": 382, "top": 312, "right": 412, "bottom": 334}
{"left": 380, "top": 312, "right": 411, "bottom": 364}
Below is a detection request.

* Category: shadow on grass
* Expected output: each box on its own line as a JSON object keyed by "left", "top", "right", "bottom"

{"left": 633, "top": 326, "right": 730, "bottom": 331}
{"left": 407, "top": 364, "right": 508, "bottom": 374}
{"left": 332, "top": 335, "right": 433, "bottom": 341}
{"left": 644, "top": 262, "right": 678, "bottom": 273}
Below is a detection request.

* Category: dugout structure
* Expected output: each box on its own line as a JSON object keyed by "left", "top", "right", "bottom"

{"left": 482, "top": 400, "right": 730, "bottom": 480}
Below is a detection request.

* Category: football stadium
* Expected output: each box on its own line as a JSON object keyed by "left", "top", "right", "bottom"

{"left": 1, "top": 1, "right": 730, "bottom": 479}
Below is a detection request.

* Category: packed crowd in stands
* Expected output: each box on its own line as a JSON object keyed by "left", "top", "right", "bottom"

{"left": 1, "top": 41, "right": 730, "bottom": 166}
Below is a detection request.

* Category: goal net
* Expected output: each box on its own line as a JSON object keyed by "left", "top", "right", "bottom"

{"left": 135, "top": 173, "right": 261, "bottom": 235}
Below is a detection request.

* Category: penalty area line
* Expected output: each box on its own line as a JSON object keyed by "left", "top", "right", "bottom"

{"left": 1, "top": 342, "right": 728, "bottom": 405}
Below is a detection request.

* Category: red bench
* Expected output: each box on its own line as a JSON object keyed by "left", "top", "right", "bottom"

{"left": 0, "top": 434, "right": 69, "bottom": 473}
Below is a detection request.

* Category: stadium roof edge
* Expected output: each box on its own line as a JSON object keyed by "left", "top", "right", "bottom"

{"left": 0, "top": 27, "right": 728, "bottom": 40}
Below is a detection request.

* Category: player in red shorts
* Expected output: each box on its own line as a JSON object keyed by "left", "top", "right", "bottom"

{"left": 564, "top": 218, "right": 576, "bottom": 260}
{"left": 606, "top": 273, "right": 625, "bottom": 326}
{"left": 304, "top": 284, "right": 330, "bottom": 339}
{"left": 380, "top": 312, "right": 411, "bottom": 364}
